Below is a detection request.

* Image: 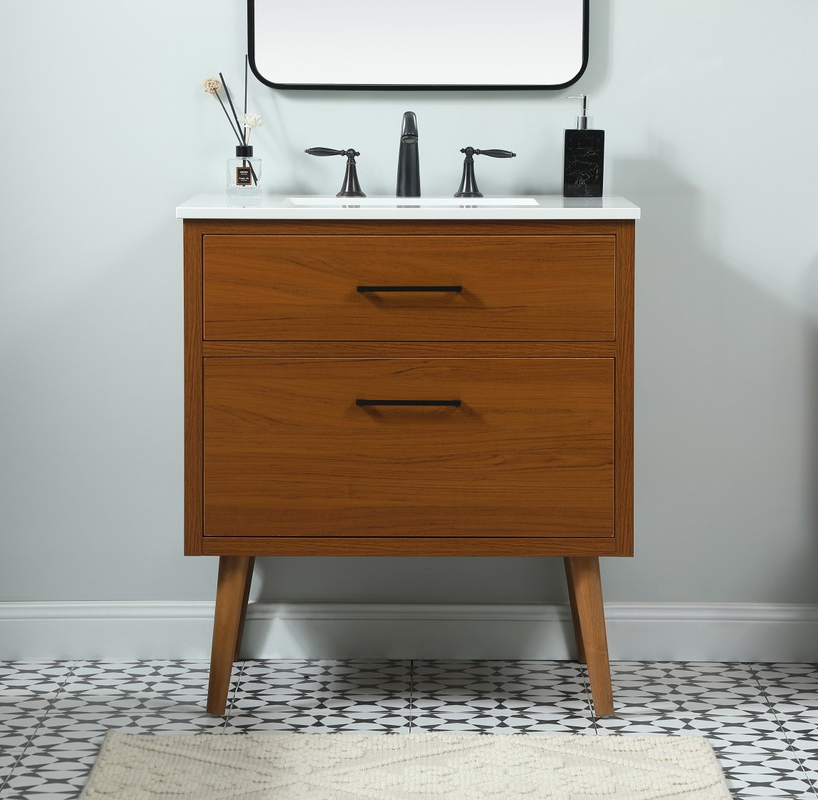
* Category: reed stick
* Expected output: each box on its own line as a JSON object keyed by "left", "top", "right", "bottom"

{"left": 244, "top": 55, "right": 249, "bottom": 144}
{"left": 219, "top": 72, "right": 245, "bottom": 144}
{"left": 214, "top": 93, "right": 244, "bottom": 145}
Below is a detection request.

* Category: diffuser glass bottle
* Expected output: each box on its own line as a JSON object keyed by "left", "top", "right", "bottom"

{"left": 227, "top": 144, "right": 262, "bottom": 201}
{"left": 563, "top": 94, "right": 605, "bottom": 198}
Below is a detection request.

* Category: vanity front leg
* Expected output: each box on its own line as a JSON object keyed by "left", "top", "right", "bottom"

{"left": 207, "top": 555, "right": 254, "bottom": 715}
{"left": 564, "top": 556, "right": 613, "bottom": 717}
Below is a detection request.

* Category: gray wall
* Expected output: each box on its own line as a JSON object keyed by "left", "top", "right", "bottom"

{"left": 2, "top": 1, "right": 817, "bottom": 611}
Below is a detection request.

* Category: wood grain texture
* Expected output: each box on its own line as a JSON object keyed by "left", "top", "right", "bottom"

{"left": 564, "top": 557, "right": 587, "bottom": 663}
{"left": 202, "top": 341, "right": 618, "bottom": 359}
{"left": 198, "top": 536, "right": 622, "bottom": 557}
{"left": 189, "top": 219, "right": 622, "bottom": 238}
{"left": 183, "top": 222, "right": 204, "bottom": 556}
{"left": 203, "top": 235, "right": 615, "bottom": 342}
{"left": 203, "top": 358, "right": 615, "bottom": 540}
{"left": 614, "top": 221, "right": 635, "bottom": 556}
{"left": 207, "top": 556, "right": 253, "bottom": 715}
{"left": 184, "top": 218, "right": 635, "bottom": 558}
{"left": 565, "top": 556, "right": 613, "bottom": 716}
{"left": 233, "top": 556, "right": 255, "bottom": 661}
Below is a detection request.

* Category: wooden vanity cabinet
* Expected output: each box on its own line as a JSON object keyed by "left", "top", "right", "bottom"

{"left": 183, "top": 218, "right": 635, "bottom": 717}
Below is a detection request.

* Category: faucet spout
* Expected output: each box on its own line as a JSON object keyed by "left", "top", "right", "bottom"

{"left": 396, "top": 111, "right": 420, "bottom": 197}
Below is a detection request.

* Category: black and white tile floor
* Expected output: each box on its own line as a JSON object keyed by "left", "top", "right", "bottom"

{"left": 1, "top": 660, "right": 818, "bottom": 798}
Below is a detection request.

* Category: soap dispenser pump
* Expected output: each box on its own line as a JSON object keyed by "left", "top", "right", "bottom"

{"left": 563, "top": 94, "right": 605, "bottom": 198}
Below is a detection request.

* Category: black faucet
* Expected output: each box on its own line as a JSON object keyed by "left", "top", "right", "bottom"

{"left": 304, "top": 147, "right": 365, "bottom": 197}
{"left": 396, "top": 111, "right": 420, "bottom": 197}
{"left": 454, "top": 147, "right": 516, "bottom": 198}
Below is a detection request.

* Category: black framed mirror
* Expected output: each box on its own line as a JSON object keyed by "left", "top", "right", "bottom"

{"left": 248, "top": 0, "right": 588, "bottom": 90}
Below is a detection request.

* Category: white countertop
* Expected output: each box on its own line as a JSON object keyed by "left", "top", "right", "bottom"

{"left": 176, "top": 194, "right": 640, "bottom": 220}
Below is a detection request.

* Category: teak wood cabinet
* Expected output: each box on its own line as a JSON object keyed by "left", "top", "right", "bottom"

{"left": 183, "top": 217, "right": 635, "bottom": 717}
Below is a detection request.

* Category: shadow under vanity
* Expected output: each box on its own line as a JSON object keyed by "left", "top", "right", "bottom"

{"left": 176, "top": 194, "right": 639, "bottom": 717}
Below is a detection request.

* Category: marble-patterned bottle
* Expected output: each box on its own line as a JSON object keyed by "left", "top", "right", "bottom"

{"left": 563, "top": 94, "right": 605, "bottom": 198}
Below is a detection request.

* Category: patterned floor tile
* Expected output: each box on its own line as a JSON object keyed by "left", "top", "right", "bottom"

{"left": 755, "top": 664, "right": 818, "bottom": 717}
{"left": 0, "top": 708, "right": 47, "bottom": 783}
{"left": 733, "top": 794, "right": 817, "bottom": 800}
{"left": 1, "top": 794, "right": 74, "bottom": 800}
{"left": 699, "top": 724, "right": 811, "bottom": 798}
{"left": 598, "top": 665, "right": 816, "bottom": 798}
{"left": 754, "top": 663, "right": 818, "bottom": 689}
{"left": 7, "top": 711, "right": 226, "bottom": 798}
{"left": 410, "top": 659, "right": 595, "bottom": 733}
{"left": 1, "top": 783, "right": 81, "bottom": 800}
{"left": 759, "top": 665, "right": 818, "bottom": 752}
{"left": 47, "top": 692, "right": 221, "bottom": 721}
{"left": 31, "top": 709, "right": 226, "bottom": 748}
{"left": 598, "top": 721, "right": 813, "bottom": 797}
{"left": 61, "top": 660, "right": 211, "bottom": 696}
{"left": 226, "top": 659, "right": 412, "bottom": 733}
{"left": 780, "top": 724, "right": 818, "bottom": 791}
{"left": 755, "top": 663, "right": 818, "bottom": 796}
{"left": 1, "top": 744, "right": 25, "bottom": 787}
{"left": 0, "top": 662, "right": 71, "bottom": 697}
{"left": 0, "top": 699, "right": 48, "bottom": 726}
{"left": 5, "top": 740, "right": 99, "bottom": 795}
{"left": 596, "top": 712, "right": 782, "bottom": 737}
{"left": 2, "top": 659, "right": 818, "bottom": 799}
{"left": 608, "top": 661, "right": 771, "bottom": 718}
{"left": 0, "top": 695, "right": 55, "bottom": 718}
{"left": 238, "top": 659, "right": 410, "bottom": 696}
{"left": 0, "top": 731, "right": 25, "bottom": 758}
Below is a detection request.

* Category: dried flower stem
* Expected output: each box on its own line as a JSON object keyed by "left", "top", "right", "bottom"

{"left": 240, "top": 114, "right": 263, "bottom": 145}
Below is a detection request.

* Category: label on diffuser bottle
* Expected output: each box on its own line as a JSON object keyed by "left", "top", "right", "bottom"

{"left": 227, "top": 156, "right": 261, "bottom": 203}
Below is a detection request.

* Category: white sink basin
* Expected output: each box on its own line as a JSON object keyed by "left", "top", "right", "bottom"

{"left": 284, "top": 196, "right": 539, "bottom": 208}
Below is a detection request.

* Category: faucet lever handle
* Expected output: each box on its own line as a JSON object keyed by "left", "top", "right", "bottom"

{"left": 475, "top": 149, "right": 516, "bottom": 159}
{"left": 305, "top": 147, "right": 365, "bottom": 198}
{"left": 305, "top": 147, "right": 358, "bottom": 158}
{"left": 460, "top": 147, "right": 516, "bottom": 159}
{"left": 455, "top": 147, "right": 517, "bottom": 198}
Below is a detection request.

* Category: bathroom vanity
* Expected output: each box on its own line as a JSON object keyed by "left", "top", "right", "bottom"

{"left": 177, "top": 194, "right": 639, "bottom": 717}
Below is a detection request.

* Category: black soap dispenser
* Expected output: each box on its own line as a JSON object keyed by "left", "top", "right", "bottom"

{"left": 563, "top": 94, "right": 605, "bottom": 197}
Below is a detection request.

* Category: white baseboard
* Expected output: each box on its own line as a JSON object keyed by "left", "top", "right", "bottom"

{"left": 2, "top": 601, "right": 818, "bottom": 662}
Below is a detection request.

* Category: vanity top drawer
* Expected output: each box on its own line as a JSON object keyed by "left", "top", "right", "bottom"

{"left": 202, "top": 234, "right": 616, "bottom": 341}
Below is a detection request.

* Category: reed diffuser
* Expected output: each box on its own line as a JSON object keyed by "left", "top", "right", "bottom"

{"left": 203, "top": 57, "right": 264, "bottom": 199}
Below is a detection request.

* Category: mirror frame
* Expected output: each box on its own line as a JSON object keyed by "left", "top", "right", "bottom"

{"left": 248, "top": 0, "right": 589, "bottom": 91}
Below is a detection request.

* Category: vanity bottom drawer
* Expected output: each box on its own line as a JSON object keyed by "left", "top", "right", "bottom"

{"left": 203, "top": 358, "right": 614, "bottom": 539}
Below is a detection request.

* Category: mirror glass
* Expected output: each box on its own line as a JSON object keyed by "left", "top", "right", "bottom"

{"left": 249, "top": 0, "right": 588, "bottom": 90}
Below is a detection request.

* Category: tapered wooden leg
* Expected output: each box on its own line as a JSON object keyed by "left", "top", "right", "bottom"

{"left": 207, "top": 556, "right": 254, "bottom": 716}
{"left": 234, "top": 557, "right": 256, "bottom": 661}
{"left": 564, "top": 557, "right": 613, "bottom": 716}
{"left": 563, "top": 558, "right": 586, "bottom": 664}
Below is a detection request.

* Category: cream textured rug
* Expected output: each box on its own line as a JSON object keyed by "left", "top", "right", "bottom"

{"left": 80, "top": 732, "right": 731, "bottom": 799}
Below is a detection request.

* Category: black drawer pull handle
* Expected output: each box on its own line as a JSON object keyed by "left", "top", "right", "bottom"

{"left": 356, "top": 399, "right": 462, "bottom": 407}
{"left": 357, "top": 285, "right": 462, "bottom": 293}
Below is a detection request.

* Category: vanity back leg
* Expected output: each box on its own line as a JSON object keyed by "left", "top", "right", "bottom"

{"left": 234, "top": 557, "right": 256, "bottom": 661}
{"left": 207, "top": 555, "right": 254, "bottom": 715}
{"left": 563, "top": 557, "right": 587, "bottom": 663}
